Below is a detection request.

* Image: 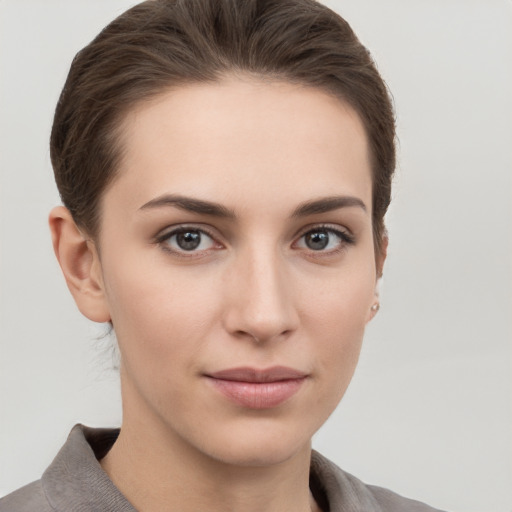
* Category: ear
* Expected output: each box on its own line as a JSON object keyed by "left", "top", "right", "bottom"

{"left": 367, "top": 234, "right": 388, "bottom": 323}
{"left": 49, "top": 206, "right": 111, "bottom": 323}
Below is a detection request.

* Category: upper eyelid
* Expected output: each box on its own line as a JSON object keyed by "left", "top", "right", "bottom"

{"left": 294, "top": 223, "right": 353, "bottom": 239}
{"left": 155, "top": 223, "right": 219, "bottom": 241}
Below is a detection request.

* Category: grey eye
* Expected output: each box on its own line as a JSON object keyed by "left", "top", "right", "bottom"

{"left": 163, "top": 228, "right": 216, "bottom": 253}
{"left": 304, "top": 230, "right": 330, "bottom": 250}
{"left": 295, "top": 227, "right": 353, "bottom": 253}
{"left": 175, "top": 230, "right": 202, "bottom": 251}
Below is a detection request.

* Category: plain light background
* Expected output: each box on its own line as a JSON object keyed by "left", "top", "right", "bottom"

{"left": 0, "top": 1, "right": 510, "bottom": 511}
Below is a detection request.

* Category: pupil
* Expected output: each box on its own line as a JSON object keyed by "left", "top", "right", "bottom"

{"left": 177, "top": 231, "right": 201, "bottom": 251}
{"left": 306, "top": 231, "right": 329, "bottom": 250}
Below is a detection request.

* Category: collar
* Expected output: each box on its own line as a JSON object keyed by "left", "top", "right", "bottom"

{"left": 42, "top": 425, "right": 135, "bottom": 511}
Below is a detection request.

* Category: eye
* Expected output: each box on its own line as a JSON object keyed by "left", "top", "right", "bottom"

{"left": 157, "top": 227, "right": 219, "bottom": 254}
{"left": 294, "top": 227, "right": 354, "bottom": 253}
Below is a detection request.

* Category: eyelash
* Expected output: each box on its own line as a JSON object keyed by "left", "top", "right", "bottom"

{"left": 154, "top": 224, "right": 355, "bottom": 258}
{"left": 293, "top": 224, "right": 355, "bottom": 257}
{"left": 154, "top": 225, "right": 220, "bottom": 259}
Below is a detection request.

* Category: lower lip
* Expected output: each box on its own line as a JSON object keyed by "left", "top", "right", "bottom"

{"left": 207, "top": 377, "right": 305, "bottom": 409}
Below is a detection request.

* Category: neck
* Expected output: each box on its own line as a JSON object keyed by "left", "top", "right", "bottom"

{"left": 101, "top": 385, "right": 320, "bottom": 512}
{"left": 101, "top": 421, "right": 318, "bottom": 512}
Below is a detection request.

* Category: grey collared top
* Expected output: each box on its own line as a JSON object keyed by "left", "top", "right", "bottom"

{"left": 0, "top": 425, "right": 447, "bottom": 512}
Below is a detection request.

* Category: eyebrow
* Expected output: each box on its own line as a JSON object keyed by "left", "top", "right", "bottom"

{"left": 291, "top": 196, "right": 367, "bottom": 217}
{"left": 139, "top": 194, "right": 236, "bottom": 218}
{"left": 139, "top": 193, "right": 367, "bottom": 218}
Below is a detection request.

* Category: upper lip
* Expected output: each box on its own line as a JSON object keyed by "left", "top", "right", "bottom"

{"left": 206, "top": 366, "right": 307, "bottom": 383}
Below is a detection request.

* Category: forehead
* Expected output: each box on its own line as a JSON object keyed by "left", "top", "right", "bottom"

{"left": 109, "top": 77, "right": 372, "bottom": 213}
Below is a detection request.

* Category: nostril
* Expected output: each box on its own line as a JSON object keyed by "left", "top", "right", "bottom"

{"left": 234, "top": 330, "right": 260, "bottom": 343}
{"left": 233, "top": 327, "right": 293, "bottom": 344}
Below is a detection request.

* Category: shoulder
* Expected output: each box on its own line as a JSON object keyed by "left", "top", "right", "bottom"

{"left": 0, "top": 481, "right": 53, "bottom": 512}
{"left": 0, "top": 425, "right": 131, "bottom": 512}
{"left": 365, "top": 484, "right": 447, "bottom": 512}
{"left": 311, "top": 451, "right": 449, "bottom": 512}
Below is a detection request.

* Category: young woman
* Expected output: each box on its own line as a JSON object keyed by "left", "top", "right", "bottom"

{"left": 1, "top": 0, "right": 447, "bottom": 510}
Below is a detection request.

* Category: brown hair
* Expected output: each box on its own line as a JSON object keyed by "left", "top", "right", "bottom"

{"left": 50, "top": 0, "right": 395, "bottom": 253}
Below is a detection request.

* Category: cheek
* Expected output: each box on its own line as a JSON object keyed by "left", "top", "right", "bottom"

{"left": 302, "top": 262, "right": 375, "bottom": 389}
{"left": 101, "top": 255, "right": 220, "bottom": 370}
{"left": 301, "top": 255, "right": 376, "bottom": 330}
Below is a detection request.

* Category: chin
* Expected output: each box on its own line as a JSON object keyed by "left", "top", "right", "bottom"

{"left": 190, "top": 416, "right": 315, "bottom": 468}
{"left": 209, "top": 441, "right": 309, "bottom": 468}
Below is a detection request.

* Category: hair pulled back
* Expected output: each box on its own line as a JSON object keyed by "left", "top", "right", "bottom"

{"left": 50, "top": 0, "right": 395, "bottom": 252}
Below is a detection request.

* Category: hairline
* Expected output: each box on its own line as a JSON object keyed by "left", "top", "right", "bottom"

{"left": 79, "top": 72, "right": 381, "bottom": 257}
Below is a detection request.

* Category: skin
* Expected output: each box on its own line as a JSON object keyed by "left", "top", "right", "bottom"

{"left": 50, "top": 77, "right": 385, "bottom": 512}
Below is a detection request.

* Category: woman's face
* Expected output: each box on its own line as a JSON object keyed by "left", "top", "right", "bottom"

{"left": 94, "top": 77, "right": 379, "bottom": 466}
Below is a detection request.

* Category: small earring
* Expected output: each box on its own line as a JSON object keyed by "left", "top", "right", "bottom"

{"left": 371, "top": 303, "right": 380, "bottom": 313}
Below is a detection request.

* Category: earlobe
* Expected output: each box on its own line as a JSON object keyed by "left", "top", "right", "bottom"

{"left": 48, "top": 206, "right": 111, "bottom": 323}
{"left": 367, "top": 297, "right": 380, "bottom": 323}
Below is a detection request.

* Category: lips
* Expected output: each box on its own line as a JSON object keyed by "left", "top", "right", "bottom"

{"left": 205, "top": 366, "right": 307, "bottom": 409}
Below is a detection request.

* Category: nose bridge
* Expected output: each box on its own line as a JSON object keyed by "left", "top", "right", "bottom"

{"left": 224, "top": 240, "right": 297, "bottom": 342}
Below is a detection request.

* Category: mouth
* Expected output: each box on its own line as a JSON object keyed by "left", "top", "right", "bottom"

{"left": 204, "top": 366, "right": 308, "bottom": 409}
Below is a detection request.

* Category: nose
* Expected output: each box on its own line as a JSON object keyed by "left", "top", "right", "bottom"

{"left": 222, "top": 248, "right": 299, "bottom": 344}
